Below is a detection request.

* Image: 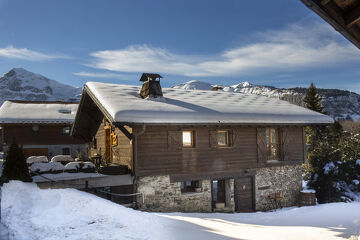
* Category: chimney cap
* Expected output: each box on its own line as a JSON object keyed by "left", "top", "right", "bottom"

{"left": 140, "top": 73, "right": 163, "bottom": 82}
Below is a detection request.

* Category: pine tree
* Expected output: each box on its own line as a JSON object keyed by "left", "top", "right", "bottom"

{"left": 1, "top": 140, "right": 32, "bottom": 182}
{"left": 304, "top": 83, "right": 324, "bottom": 113}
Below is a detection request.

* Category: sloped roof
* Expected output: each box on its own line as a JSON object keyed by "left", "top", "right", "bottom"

{"left": 0, "top": 100, "right": 79, "bottom": 124}
{"left": 82, "top": 82, "right": 333, "bottom": 125}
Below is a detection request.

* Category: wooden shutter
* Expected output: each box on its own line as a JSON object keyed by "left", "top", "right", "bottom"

{"left": 209, "top": 130, "right": 218, "bottom": 148}
{"left": 232, "top": 129, "right": 241, "bottom": 148}
{"left": 256, "top": 128, "right": 267, "bottom": 163}
{"left": 167, "top": 131, "right": 182, "bottom": 150}
{"left": 280, "top": 127, "right": 289, "bottom": 161}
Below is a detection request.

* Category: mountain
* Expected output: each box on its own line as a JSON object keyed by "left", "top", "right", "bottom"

{"left": 0, "top": 68, "right": 81, "bottom": 104}
{"left": 173, "top": 80, "right": 360, "bottom": 120}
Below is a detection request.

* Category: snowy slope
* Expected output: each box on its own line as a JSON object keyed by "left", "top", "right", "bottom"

{"left": 173, "top": 80, "right": 360, "bottom": 120}
{"left": 1, "top": 181, "right": 360, "bottom": 240}
{"left": 0, "top": 68, "right": 81, "bottom": 104}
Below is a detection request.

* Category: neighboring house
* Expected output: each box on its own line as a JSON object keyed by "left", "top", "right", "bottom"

{"left": 72, "top": 73, "right": 333, "bottom": 212}
{"left": 0, "top": 100, "right": 86, "bottom": 159}
{"left": 302, "top": 0, "right": 360, "bottom": 49}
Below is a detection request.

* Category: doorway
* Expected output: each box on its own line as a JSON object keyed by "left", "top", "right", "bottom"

{"left": 234, "top": 176, "right": 255, "bottom": 212}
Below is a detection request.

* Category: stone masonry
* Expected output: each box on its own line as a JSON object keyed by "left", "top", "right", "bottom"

{"left": 136, "top": 175, "right": 212, "bottom": 212}
{"left": 255, "top": 164, "right": 303, "bottom": 211}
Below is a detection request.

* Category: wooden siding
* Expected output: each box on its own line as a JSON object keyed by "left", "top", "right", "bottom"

{"left": 135, "top": 125, "right": 305, "bottom": 178}
{"left": 2, "top": 124, "right": 85, "bottom": 145}
{"left": 135, "top": 126, "right": 258, "bottom": 177}
{"left": 88, "top": 118, "right": 133, "bottom": 170}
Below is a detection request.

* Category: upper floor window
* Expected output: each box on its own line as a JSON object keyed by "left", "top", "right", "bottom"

{"left": 217, "top": 130, "right": 230, "bottom": 147}
{"left": 182, "top": 131, "right": 194, "bottom": 147}
{"left": 266, "top": 128, "right": 280, "bottom": 161}
{"left": 62, "top": 126, "right": 71, "bottom": 135}
{"left": 31, "top": 125, "right": 39, "bottom": 133}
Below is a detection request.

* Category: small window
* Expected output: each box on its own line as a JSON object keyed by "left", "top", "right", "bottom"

{"left": 31, "top": 125, "right": 40, "bottom": 133}
{"left": 62, "top": 147, "right": 70, "bottom": 155}
{"left": 266, "top": 128, "right": 280, "bottom": 161}
{"left": 182, "top": 131, "right": 194, "bottom": 147}
{"left": 180, "top": 180, "right": 201, "bottom": 193}
{"left": 217, "top": 130, "right": 229, "bottom": 147}
{"left": 62, "top": 126, "right": 70, "bottom": 135}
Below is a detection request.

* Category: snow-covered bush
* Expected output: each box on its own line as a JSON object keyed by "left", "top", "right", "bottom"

{"left": 29, "top": 162, "right": 64, "bottom": 174}
{"left": 64, "top": 162, "right": 80, "bottom": 173}
{"left": 26, "top": 156, "right": 48, "bottom": 164}
{"left": 50, "top": 155, "right": 74, "bottom": 163}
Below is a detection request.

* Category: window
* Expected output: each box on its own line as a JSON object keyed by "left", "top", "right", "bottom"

{"left": 180, "top": 180, "right": 201, "bottom": 193}
{"left": 182, "top": 131, "right": 194, "bottom": 147}
{"left": 31, "top": 125, "right": 39, "bottom": 133}
{"left": 62, "top": 126, "right": 70, "bottom": 135}
{"left": 266, "top": 128, "right": 280, "bottom": 161}
{"left": 217, "top": 130, "right": 229, "bottom": 147}
{"left": 62, "top": 147, "right": 70, "bottom": 155}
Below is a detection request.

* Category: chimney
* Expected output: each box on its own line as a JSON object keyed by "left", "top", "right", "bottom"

{"left": 139, "top": 73, "right": 163, "bottom": 98}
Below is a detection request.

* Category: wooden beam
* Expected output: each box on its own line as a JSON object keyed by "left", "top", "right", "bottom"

{"left": 114, "top": 124, "right": 133, "bottom": 140}
{"left": 321, "top": 0, "right": 331, "bottom": 6}
{"left": 345, "top": 5, "right": 360, "bottom": 28}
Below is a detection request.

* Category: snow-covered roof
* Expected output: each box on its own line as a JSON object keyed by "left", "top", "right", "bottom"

{"left": 85, "top": 81, "right": 333, "bottom": 125}
{"left": 0, "top": 100, "right": 78, "bottom": 124}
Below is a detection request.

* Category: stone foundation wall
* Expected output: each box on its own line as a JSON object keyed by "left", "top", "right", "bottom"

{"left": 255, "top": 164, "right": 302, "bottom": 211}
{"left": 136, "top": 175, "right": 212, "bottom": 212}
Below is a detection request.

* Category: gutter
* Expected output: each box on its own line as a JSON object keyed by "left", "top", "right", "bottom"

{"left": 132, "top": 124, "right": 146, "bottom": 205}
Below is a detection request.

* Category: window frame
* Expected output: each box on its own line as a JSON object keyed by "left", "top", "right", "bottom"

{"left": 266, "top": 127, "right": 281, "bottom": 161}
{"left": 31, "top": 125, "right": 40, "bottom": 133}
{"left": 62, "top": 147, "right": 70, "bottom": 155}
{"left": 180, "top": 180, "right": 202, "bottom": 193}
{"left": 62, "top": 126, "right": 71, "bottom": 136}
{"left": 182, "top": 130, "right": 195, "bottom": 148}
{"left": 217, "top": 130, "right": 230, "bottom": 147}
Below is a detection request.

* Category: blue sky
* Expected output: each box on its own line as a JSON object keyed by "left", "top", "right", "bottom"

{"left": 0, "top": 0, "right": 359, "bottom": 92}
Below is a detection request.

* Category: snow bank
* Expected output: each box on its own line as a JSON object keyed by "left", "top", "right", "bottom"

{"left": 1, "top": 181, "right": 163, "bottom": 240}
{"left": 29, "top": 162, "right": 64, "bottom": 173}
{"left": 51, "top": 155, "right": 74, "bottom": 163}
{"left": 26, "top": 156, "right": 48, "bottom": 164}
{"left": 83, "top": 161, "right": 95, "bottom": 169}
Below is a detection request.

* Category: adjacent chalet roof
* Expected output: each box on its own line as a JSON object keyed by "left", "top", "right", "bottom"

{"left": 76, "top": 81, "right": 333, "bottom": 125}
{"left": 0, "top": 100, "right": 79, "bottom": 124}
{"left": 302, "top": 0, "right": 360, "bottom": 49}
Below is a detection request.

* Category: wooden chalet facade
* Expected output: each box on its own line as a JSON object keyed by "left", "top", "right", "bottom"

{"left": 72, "top": 74, "right": 333, "bottom": 212}
{"left": 0, "top": 100, "right": 86, "bottom": 159}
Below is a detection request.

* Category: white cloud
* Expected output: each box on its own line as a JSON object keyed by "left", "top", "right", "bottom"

{"left": 0, "top": 45, "right": 68, "bottom": 61}
{"left": 87, "top": 22, "right": 360, "bottom": 77}
{"left": 73, "top": 71, "right": 134, "bottom": 80}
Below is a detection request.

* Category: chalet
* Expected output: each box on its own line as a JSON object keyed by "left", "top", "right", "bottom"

{"left": 0, "top": 100, "right": 86, "bottom": 159}
{"left": 72, "top": 73, "right": 333, "bottom": 212}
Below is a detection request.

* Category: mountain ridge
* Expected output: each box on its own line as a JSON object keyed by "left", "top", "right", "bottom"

{"left": 173, "top": 80, "right": 360, "bottom": 120}
{"left": 0, "top": 68, "right": 81, "bottom": 104}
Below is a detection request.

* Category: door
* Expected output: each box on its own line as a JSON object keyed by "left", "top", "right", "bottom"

{"left": 234, "top": 177, "right": 254, "bottom": 212}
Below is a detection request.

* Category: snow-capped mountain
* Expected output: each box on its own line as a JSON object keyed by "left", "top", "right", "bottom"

{"left": 0, "top": 68, "right": 81, "bottom": 104}
{"left": 173, "top": 80, "right": 360, "bottom": 120}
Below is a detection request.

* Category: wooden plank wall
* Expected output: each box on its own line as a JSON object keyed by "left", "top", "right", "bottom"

{"left": 88, "top": 118, "right": 133, "bottom": 170}
{"left": 135, "top": 125, "right": 304, "bottom": 178}
{"left": 2, "top": 124, "right": 85, "bottom": 145}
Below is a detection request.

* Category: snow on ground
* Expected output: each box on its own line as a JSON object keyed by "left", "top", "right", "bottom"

{"left": 1, "top": 181, "right": 360, "bottom": 240}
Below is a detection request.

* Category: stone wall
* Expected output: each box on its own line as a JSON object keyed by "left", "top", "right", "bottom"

{"left": 255, "top": 164, "right": 302, "bottom": 211}
{"left": 136, "top": 175, "right": 212, "bottom": 212}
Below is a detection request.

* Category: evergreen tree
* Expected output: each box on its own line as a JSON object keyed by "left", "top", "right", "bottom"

{"left": 1, "top": 140, "right": 32, "bottom": 182}
{"left": 304, "top": 83, "right": 324, "bottom": 113}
